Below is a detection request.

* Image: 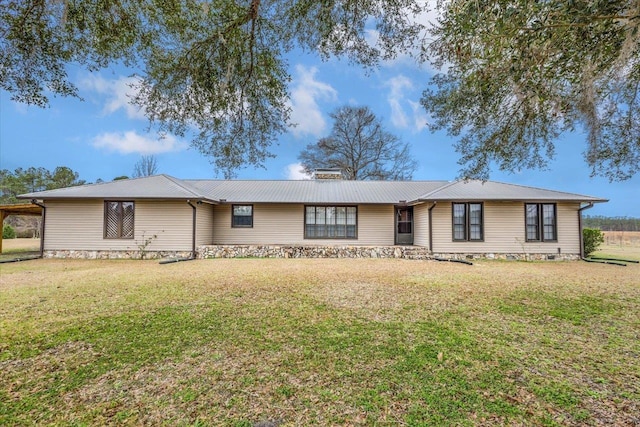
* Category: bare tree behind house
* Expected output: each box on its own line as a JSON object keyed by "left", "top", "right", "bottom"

{"left": 298, "top": 106, "right": 417, "bottom": 180}
{"left": 133, "top": 155, "right": 159, "bottom": 178}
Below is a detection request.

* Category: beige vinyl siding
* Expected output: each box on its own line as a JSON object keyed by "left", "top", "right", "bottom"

{"left": 432, "top": 201, "right": 581, "bottom": 254}
{"left": 196, "top": 203, "right": 214, "bottom": 246}
{"left": 44, "top": 200, "right": 194, "bottom": 251}
{"left": 212, "top": 203, "right": 394, "bottom": 245}
{"left": 413, "top": 203, "right": 431, "bottom": 248}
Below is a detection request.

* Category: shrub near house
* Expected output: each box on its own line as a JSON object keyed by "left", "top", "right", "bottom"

{"left": 583, "top": 228, "right": 605, "bottom": 256}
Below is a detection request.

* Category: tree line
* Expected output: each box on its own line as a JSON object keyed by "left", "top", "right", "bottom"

{"left": 1, "top": 156, "right": 162, "bottom": 206}
{"left": 583, "top": 216, "right": 640, "bottom": 232}
{"left": 0, "top": 166, "right": 86, "bottom": 205}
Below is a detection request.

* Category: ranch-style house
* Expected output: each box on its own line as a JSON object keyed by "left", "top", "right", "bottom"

{"left": 17, "top": 170, "right": 606, "bottom": 260}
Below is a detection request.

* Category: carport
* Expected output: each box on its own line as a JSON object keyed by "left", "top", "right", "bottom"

{"left": 0, "top": 203, "right": 43, "bottom": 254}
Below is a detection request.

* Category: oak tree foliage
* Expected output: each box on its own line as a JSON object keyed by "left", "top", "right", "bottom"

{"left": 0, "top": 0, "right": 427, "bottom": 177}
{"left": 298, "top": 106, "right": 417, "bottom": 180}
{"left": 4, "top": 0, "right": 638, "bottom": 180}
{"left": 423, "top": 0, "right": 640, "bottom": 181}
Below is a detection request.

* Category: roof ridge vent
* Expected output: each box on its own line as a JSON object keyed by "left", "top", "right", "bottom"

{"left": 313, "top": 168, "right": 343, "bottom": 180}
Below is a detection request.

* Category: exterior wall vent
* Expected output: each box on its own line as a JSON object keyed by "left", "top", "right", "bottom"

{"left": 313, "top": 168, "right": 343, "bottom": 180}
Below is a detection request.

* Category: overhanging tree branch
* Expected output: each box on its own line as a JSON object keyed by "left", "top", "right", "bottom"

{"left": 424, "top": 0, "right": 640, "bottom": 181}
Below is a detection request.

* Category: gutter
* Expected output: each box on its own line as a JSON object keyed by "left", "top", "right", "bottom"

{"left": 428, "top": 202, "right": 437, "bottom": 253}
{"left": 578, "top": 202, "right": 594, "bottom": 259}
{"left": 31, "top": 199, "right": 46, "bottom": 258}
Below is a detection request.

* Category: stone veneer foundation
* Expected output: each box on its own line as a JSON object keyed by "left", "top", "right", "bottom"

{"left": 41, "top": 246, "right": 580, "bottom": 261}
{"left": 198, "top": 245, "right": 431, "bottom": 259}
{"left": 197, "top": 245, "right": 579, "bottom": 261}
{"left": 432, "top": 252, "right": 580, "bottom": 261}
{"left": 43, "top": 250, "right": 193, "bottom": 260}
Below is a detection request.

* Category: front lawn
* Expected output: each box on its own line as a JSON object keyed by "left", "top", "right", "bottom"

{"left": 1, "top": 259, "right": 638, "bottom": 425}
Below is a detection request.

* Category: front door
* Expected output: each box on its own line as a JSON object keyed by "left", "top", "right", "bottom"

{"left": 395, "top": 206, "right": 414, "bottom": 245}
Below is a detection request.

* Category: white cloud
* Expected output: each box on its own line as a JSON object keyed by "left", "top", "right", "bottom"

{"left": 387, "top": 75, "right": 413, "bottom": 129}
{"left": 408, "top": 100, "right": 429, "bottom": 132}
{"left": 92, "top": 131, "right": 186, "bottom": 155}
{"left": 285, "top": 162, "right": 312, "bottom": 180}
{"left": 288, "top": 65, "right": 338, "bottom": 138}
{"left": 385, "top": 75, "right": 428, "bottom": 133}
{"left": 79, "top": 75, "right": 146, "bottom": 120}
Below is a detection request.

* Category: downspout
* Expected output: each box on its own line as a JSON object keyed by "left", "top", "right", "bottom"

{"left": 187, "top": 200, "right": 197, "bottom": 259}
{"left": 31, "top": 199, "right": 46, "bottom": 258}
{"left": 578, "top": 202, "right": 594, "bottom": 259}
{"left": 428, "top": 202, "right": 437, "bottom": 254}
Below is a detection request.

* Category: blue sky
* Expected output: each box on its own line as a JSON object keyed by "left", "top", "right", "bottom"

{"left": 0, "top": 48, "right": 638, "bottom": 217}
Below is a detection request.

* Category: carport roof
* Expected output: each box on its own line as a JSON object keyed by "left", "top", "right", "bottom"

{"left": 0, "top": 203, "right": 43, "bottom": 217}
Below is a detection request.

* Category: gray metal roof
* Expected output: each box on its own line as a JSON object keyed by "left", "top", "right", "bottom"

{"left": 18, "top": 174, "right": 607, "bottom": 204}
{"left": 185, "top": 179, "right": 447, "bottom": 204}
{"left": 18, "top": 174, "right": 205, "bottom": 200}
{"left": 418, "top": 180, "right": 607, "bottom": 202}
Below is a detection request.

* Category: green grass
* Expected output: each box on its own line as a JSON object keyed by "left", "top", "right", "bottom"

{"left": 593, "top": 243, "right": 640, "bottom": 262}
{"left": 1, "top": 258, "right": 639, "bottom": 425}
{"left": 0, "top": 238, "right": 40, "bottom": 261}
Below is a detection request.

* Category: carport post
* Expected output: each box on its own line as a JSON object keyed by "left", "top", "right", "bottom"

{"left": 0, "top": 210, "right": 11, "bottom": 253}
{"left": 0, "top": 211, "right": 6, "bottom": 253}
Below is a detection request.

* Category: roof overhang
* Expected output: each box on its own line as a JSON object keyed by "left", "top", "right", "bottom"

{"left": 19, "top": 196, "right": 220, "bottom": 204}
{"left": 410, "top": 197, "right": 609, "bottom": 204}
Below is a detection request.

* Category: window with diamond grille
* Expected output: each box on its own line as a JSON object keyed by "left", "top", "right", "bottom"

{"left": 104, "top": 201, "right": 134, "bottom": 239}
